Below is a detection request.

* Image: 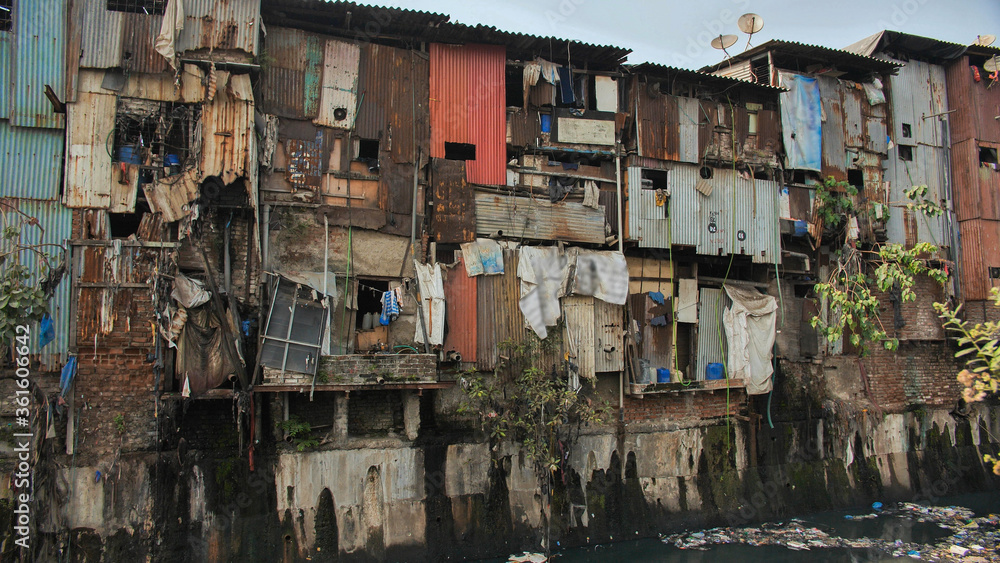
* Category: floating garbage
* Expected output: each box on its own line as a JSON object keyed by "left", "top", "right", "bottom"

{"left": 663, "top": 501, "right": 1000, "bottom": 560}
{"left": 508, "top": 552, "right": 547, "bottom": 563}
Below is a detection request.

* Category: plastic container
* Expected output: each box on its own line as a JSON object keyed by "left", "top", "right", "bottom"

{"left": 637, "top": 359, "right": 651, "bottom": 383}
{"left": 540, "top": 113, "right": 552, "bottom": 133}
{"left": 118, "top": 145, "right": 141, "bottom": 164}
{"left": 706, "top": 362, "right": 725, "bottom": 380}
{"left": 793, "top": 220, "right": 809, "bottom": 237}
{"left": 656, "top": 368, "right": 671, "bottom": 383}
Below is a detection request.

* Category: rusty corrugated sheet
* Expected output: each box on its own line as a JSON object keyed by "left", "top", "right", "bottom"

{"left": 598, "top": 190, "right": 619, "bottom": 239}
{"left": 508, "top": 108, "right": 541, "bottom": 147}
{"left": 842, "top": 86, "right": 864, "bottom": 149}
{"left": 958, "top": 218, "right": 1000, "bottom": 301}
{"left": 429, "top": 43, "right": 506, "bottom": 185}
{"left": 9, "top": 0, "right": 66, "bottom": 129}
{"left": 314, "top": 39, "right": 360, "bottom": 129}
{"left": 178, "top": 0, "right": 260, "bottom": 55}
{"left": 257, "top": 26, "right": 322, "bottom": 119}
{"left": 431, "top": 159, "right": 474, "bottom": 243}
{"left": 594, "top": 298, "right": 623, "bottom": 373}
{"left": 443, "top": 253, "right": 478, "bottom": 363}
{"left": 355, "top": 42, "right": 429, "bottom": 163}
{"left": 563, "top": 295, "right": 595, "bottom": 381}
{"left": 64, "top": 73, "right": 116, "bottom": 208}
{"left": 476, "top": 248, "right": 524, "bottom": 371}
{"left": 76, "top": 0, "right": 124, "bottom": 69}
{"left": 677, "top": 96, "right": 700, "bottom": 163}
{"left": 634, "top": 79, "right": 680, "bottom": 161}
{"left": 757, "top": 109, "right": 781, "bottom": 153}
{"left": 285, "top": 130, "right": 324, "bottom": 191}
{"left": 201, "top": 72, "right": 254, "bottom": 185}
{"left": 0, "top": 30, "right": 9, "bottom": 120}
{"left": 818, "top": 76, "right": 847, "bottom": 181}
{"left": 475, "top": 192, "right": 606, "bottom": 244}
{"left": 122, "top": 11, "right": 169, "bottom": 75}
{"left": 946, "top": 54, "right": 1000, "bottom": 146}
{"left": 952, "top": 138, "right": 1000, "bottom": 222}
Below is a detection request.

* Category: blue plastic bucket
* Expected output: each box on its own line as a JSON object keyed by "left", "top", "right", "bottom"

{"left": 118, "top": 145, "right": 141, "bottom": 164}
{"left": 706, "top": 363, "right": 725, "bottom": 380}
{"left": 540, "top": 113, "right": 552, "bottom": 133}
{"left": 656, "top": 368, "right": 671, "bottom": 383}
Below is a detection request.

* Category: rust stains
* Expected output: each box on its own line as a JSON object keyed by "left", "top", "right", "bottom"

{"left": 431, "top": 159, "right": 475, "bottom": 243}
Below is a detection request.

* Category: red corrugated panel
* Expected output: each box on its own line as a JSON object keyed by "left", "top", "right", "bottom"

{"left": 959, "top": 218, "right": 1000, "bottom": 301}
{"left": 429, "top": 43, "right": 505, "bottom": 185}
{"left": 443, "top": 254, "right": 477, "bottom": 363}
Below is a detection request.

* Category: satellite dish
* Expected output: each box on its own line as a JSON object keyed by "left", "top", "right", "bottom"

{"left": 738, "top": 13, "right": 764, "bottom": 34}
{"left": 985, "top": 56, "right": 999, "bottom": 73}
{"left": 974, "top": 34, "right": 996, "bottom": 47}
{"left": 711, "top": 34, "right": 738, "bottom": 50}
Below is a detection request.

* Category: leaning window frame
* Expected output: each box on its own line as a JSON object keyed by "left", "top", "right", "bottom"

{"left": 260, "top": 276, "right": 328, "bottom": 377}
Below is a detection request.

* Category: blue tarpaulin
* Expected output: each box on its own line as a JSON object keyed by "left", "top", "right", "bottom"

{"left": 779, "top": 72, "right": 822, "bottom": 172}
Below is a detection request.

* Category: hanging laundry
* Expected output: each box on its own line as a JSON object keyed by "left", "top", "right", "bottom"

{"left": 537, "top": 58, "right": 561, "bottom": 85}
{"left": 414, "top": 262, "right": 445, "bottom": 346}
{"left": 171, "top": 273, "right": 211, "bottom": 308}
{"left": 562, "top": 249, "right": 629, "bottom": 306}
{"left": 648, "top": 291, "right": 665, "bottom": 305}
{"left": 60, "top": 356, "right": 78, "bottom": 398}
{"left": 582, "top": 180, "right": 600, "bottom": 209}
{"left": 548, "top": 176, "right": 575, "bottom": 203}
{"left": 723, "top": 285, "right": 778, "bottom": 395}
{"left": 523, "top": 61, "right": 541, "bottom": 109}
{"left": 379, "top": 290, "right": 400, "bottom": 326}
{"left": 557, "top": 66, "right": 576, "bottom": 104}
{"left": 518, "top": 246, "right": 565, "bottom": 339}
{"left": 461, "top": 238, "right": 505, "bottom": 276}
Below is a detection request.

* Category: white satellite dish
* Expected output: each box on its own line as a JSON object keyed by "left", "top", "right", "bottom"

{"left": 738, "top": 13, "right": 764, "bottom": 34}
{"left": 711, "top": 34, "right": 739, "bottom": 59}
{"left": 984, "top": 56, "right": 999, "bottom": 73}
{"left": 974, "top": 34, "right": 996, "bottom": 47}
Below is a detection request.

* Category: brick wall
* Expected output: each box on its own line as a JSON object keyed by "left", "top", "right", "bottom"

{"left": 348, "top": 390, "right": 403, "bottom": 435}
{"left": 288, "top": 391, "right": 338, "bottom": 430}
{"left": 964, "top": 299, "right": 1000, "bottom": 326}
{"left": 262, "top": 354, "right": 437, "bottom": 386}
{"left": 622, "top": 389, "right": 744, "bottom": 423}
{"left": 861, "top": 340, "right": 962, "bottom": 412}
{"left": 869, "top": 274, "right": 947, "bottom": 341}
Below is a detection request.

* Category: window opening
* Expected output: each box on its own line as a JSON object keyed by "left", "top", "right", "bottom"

{"left": 641, "top": 169, "right": 669, "bottom": 190}
{"left": 357, "top": 138, "right": 380, "bottom": 172}
{"left": 990, "top": 267, "right": 1000, "bottom": 280}
{"left": 0, "top": 2, "right": 12, "bottom": 33}
{"left": 898, "top": 145, "right": 913, "bottom": 161}
{"left": 901, "top": 123, "right": 912, "bottom": 138}
{"left": 109, "top": 212, "right": 144, "bottom": 238}
{"left": 444, "top": 142, "right": 476, "bottom": 161}
{"left": 260, "top": 277, "right": 328, "bottom": 376}
{"left": 847, "top": 169, "right": 863, "bottom": 192}
{"left": 750, "top": 57, "right": 770, "bottom": 85}
{"left": 505, "top": 66, "right": 523, "bottom": 108}
{"left": 700, "top": 166, "right": 714, "bottom": 180}
{"left": 113, "top": 99, "right": 200, "bottom": 181}
{"left": 106, "top": 0, "right": 167, "bottom": 15}
{"left": 980, "top": 146, "right": 998, "bottom": 170}
{"left": 355, "top": 279, "right": 390, "bottom": 330}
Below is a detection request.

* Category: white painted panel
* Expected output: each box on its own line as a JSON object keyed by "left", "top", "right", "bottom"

{"left": 315, "top": 39, "right": 360, "bottom": 129}
{"left": 677, "top": 278, "right": 698, "bottom": 323}
{"left": 594, "top": 75, "right": 618, "bottom": 113}
{"left": 556, "top": 117, "right": 615, "bottom": 145}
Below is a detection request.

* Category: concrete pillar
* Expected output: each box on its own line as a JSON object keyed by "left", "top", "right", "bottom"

{"left": 334, "top": 392, "right": 349, "bottom": 441}
{"left": 403, "top": 391, "right": 421, "bottom": 441}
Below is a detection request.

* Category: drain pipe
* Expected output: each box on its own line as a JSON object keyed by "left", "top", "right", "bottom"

{"left": 615, "top": 152, "right": 625, "bottom": 420}
{"left": 940, "top": 115, "right": 962, "bottom": 305}
{"left": 411, "top": 148, "right": 431, "bottom": 354}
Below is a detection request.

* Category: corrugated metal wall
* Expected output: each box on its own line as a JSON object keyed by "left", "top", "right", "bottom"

{"left": 476, "top": 248, "right": 524, "bottom": 371}
{"left": 2, "top": 199, "right": 72, "bottom": 369}
{"left": 0, "top": 120, "right": 65, "bottom": 200}
{"left": 677, "top": 97, "right": 700, "bottom": 164}
{"left": 629, "top": 163, "right": 779, "bottom": 263}
{"left": 0, "top": 29, "right": 10, "bottom": 120}
{"left": 314, "top": 39, "right": 360, "bottom": 129}
{"left": 429, "top": 43, "right": 506, "bottom": 185}
{"left": 475, "top": 192, "right": 606, "bottom": 244}
{"left": 257, "top": 26, "right": 323, "bottom": 119}
{"left": 442, "top": 253, "right": 477, "bottom": 363}
{"left": 958, "top": 219, "right": 1000, "bottom": 301}
{"left": 64, "top": 74, "right": 116, "bottom": 208}
{"left": 201, "top": 73, "right": 255, "bottom": 185}
{"left": 884, "top": 58, "right": 947, "bottom": 248}
{"left": 9, "top": 0, "right": 66, "bottom": 129}
{"left": 563, "top": 295, "right": 595, "bottom": 382}
{"left": 594, "top": 298, "right": 623, "bottom": 373}
{"left": 178, "top": 0, "right": 260, "bottom": 55}
{"left": 818, "top": 76, "right": 847, "bottom": 181}
{"left": 695, "top": 287, "right": 730, "bottom": 381}
{"left": 76, "top": 0, "right": 124, "bottom": 69}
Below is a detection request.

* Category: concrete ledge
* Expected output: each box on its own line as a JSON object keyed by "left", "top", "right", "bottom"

{"left": 629, "top": 378, "right": 745, "bottom": 397}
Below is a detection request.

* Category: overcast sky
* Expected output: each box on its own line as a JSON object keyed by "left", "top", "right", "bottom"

{"left": 376, "top": 0, "right": 999, "bottom": 69}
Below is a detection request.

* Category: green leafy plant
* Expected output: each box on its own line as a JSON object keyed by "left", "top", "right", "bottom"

{"left": 114, "top": 413, "right": 126, "bottom": 435}
{"left": 278, "top": 415, "right": 319, "bottom": 451}
{"left": 815, "top": 177, "right": 859, "bottom": 227}
{"left": 902, "top": 185, "right": 944, "bottom": 218}
{"left": 0, "top": 217, "right": 55, "bottom": 360}
{"left": 935, "top": 288, "right": 1000, "bottom": 475}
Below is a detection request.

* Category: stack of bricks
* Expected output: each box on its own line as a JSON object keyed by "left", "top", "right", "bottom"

{"left": 622, "top": 390, "right": 745, "bottom": 423}
{"left": 347, "top": 390, "right": 404, "bottom": 435}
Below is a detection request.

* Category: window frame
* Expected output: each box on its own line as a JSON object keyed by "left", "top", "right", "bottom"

{"left": 260, "top": 276, "right": 328, "bottom": 376}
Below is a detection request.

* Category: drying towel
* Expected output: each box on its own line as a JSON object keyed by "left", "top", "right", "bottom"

{"left": 557, "top": 66, "right": 576, "bottom": 104}
{"left": 461, "top": 238, "right": 505, "bottom": 276}
{"left": 380, "top": 290, "right": 400, "bottom": 326}
{"left": 537, "top": 58, "right": 561, "bottom": 85}
{"left": 518, "top": 246, "right": 565, "bottom": 339}
{"left": 414, "top": 262, "right": 445, "bottom": 345}
{"left": 582, "top": 180, "right": 600, "bottom": 209}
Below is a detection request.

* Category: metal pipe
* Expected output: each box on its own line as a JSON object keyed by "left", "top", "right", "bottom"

{"left": 224, "top": 220, "right": 231, "bottom": 294}
{"left": 941, "top": 115, "right": 962, "bottom": 304}
{"left": 615, "top": 153, "right": 624, "bottom": 253}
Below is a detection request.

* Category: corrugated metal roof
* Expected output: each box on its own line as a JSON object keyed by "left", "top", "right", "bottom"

{"left": 443, "top": 253, "right": 477, "bottom": 363}
{"left": 695, "top": 287, "right": 730, "bottom": 381}
{"left": 475, "top": 192, "right": 606, "bottom": 244}
{"left": 314, "top": 38, "right": 360, "bottom": 129}
{"left": 261, "top": 1, "right": 629, "bottom": 69}
{"left": 9, "top": 0, "right": 66, "bottom": 129}
{"left": 629, "top": 62, "right": 785, "bottom": 93}
{"left": 0, "top": 120, "right": 64, "bottom": 200}
{"left": 1, "top": 198, "right": 72, "bottom": 370}
{"left": 701, "top": 39, "right": 899, "bottom": 77}
{"left": 430, "top": 43, "right": 506, "bottom": 185}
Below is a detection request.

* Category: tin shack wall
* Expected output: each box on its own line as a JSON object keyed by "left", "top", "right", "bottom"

{"left": 0, "top": 120, "right": 65, "bottom": 200}
{"left": 429, "top": 43, "right": 506, "bottom": 185}
{"left": 958, "top": 218, "right": 1000, "bottom": 301}
{"left": 9, "top": 0, "right": 66, "bottom": 129}
{"left": 63, "top": 71, "right": 116, "bottom": 209}
{"left": 695, "top": 287, "right": 731, "bottom": 381}
{"left": 257, "top": 26, "right": 323, "bottom": 120}
{"left": 475, "top": 192, "right": 606, "bottom": 244}
{"left": 442, "top": 253, "right": 477, "bottom": 364}
{"left": 476, "top": 248, "right": 524, "bottom": 371}
{"left": 356, "top": 43, "right": 429, "bottom": 165}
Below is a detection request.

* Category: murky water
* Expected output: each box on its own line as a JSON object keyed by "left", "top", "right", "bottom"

{"left": 485, "top": 492, "right": 1000, "bottom": 562}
